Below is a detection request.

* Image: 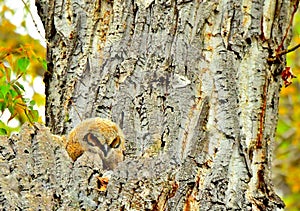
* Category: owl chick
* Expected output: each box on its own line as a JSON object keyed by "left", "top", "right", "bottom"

{"left": 66, "top": 118, "right": 125, "bottom": 170}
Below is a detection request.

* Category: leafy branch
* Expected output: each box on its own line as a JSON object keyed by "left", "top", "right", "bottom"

{"left": 0, "top": 46, "right": 46, "bottom": 135}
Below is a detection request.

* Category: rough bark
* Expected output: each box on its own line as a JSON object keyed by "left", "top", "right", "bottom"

{"left": 1, "top": 0, "right": 297, "bottom": 210}
{"left": 0, "top": 123, "right": 111, "bottom": 210}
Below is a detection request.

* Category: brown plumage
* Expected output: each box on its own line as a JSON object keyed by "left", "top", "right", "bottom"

{"left": 66, "top": 118, "right": 125, "bottom": 170}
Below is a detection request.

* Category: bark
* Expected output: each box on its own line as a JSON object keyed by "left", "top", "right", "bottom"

{"left": 0, "top": 0, "right": 297, "bottom": 210}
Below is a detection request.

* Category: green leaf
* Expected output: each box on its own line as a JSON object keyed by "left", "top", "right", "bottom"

{"left": 0, "top": 102, "right": 5, "bottom": 112}
{"left": 12, "top": 84, "right": 23, "bottom": 95}
{"left": 0, "top": 84, "right": 10, "bottom": 98}
{"left": 24, "top": 98, "right": 33, "bottom": 110}
{"left": 40, "top": 58, "right": 47, "bottom": 70}
{"left": 8, "top": 104, "right": 15, "bottom": 114}
{"left": 0, "top": 128, "right": 7, "bottom": 135}
{"left": 24, "top": 98, "right": 30, "bottom": 103}
{"left": 17, "top": 57, "right": 30, "bottom": 73}
{"left": 9, "top": 89, "right": 18, "bottom": 98}
{"left": 29, "top": 100, "right": 35, "bottom": 107}
{"left": 27, "top": 109, "right": 39, "bottom": 122}
{"left": 0, "top": 76, "right": 6, "bottom": 83}
{"left": 15, "top": 81, "right": 25, "bottom": 91}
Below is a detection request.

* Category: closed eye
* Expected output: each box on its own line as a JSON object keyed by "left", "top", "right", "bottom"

{"left": 110, "top": 136, "right": 121, "bottom": 148}
{"left": 84, "top": 133, "right": 100, "bottom": 147}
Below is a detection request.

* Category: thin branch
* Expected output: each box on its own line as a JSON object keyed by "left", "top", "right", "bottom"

{"left": 276, "top": 0, "right": 300, "bottom": 52}
{"left": 21, "top": 0, "right": 49, "bottom": 45}
{"left": 278, "top": 43, "right": 300, "bottom": 56}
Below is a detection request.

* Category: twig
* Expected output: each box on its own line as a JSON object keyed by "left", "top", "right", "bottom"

{"left": 20, "top": 0, "right": 49, "bottom": 45}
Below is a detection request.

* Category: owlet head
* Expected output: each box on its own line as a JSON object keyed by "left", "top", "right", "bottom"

{"left": 67, "top": 118, "right": 125, "bottom": 170}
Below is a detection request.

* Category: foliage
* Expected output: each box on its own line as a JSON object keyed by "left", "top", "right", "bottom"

{"left": 0, "top": 1, "right": 46, "bottom": 135}
{"left": 274, "top": 9, "right": 300, "bottom": 211}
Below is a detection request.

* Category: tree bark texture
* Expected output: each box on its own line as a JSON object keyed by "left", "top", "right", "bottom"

{"left": 2, "top": 0, "right": 296, "bottom": 210}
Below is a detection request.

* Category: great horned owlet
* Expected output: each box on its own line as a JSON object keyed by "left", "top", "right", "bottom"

{"left": 66, "top": 118, "right": 125, "bottom": 170}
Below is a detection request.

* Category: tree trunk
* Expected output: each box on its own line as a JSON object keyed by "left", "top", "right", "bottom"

{"left": 0, "top": 0, "right": 297, "bottom": 210}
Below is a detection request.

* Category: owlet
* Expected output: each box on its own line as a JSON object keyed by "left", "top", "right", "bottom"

{"left": 66, "top": 118, "right": 125, "bottom": 170}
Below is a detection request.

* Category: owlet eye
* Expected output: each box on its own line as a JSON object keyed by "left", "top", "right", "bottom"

{"left": 110, "top": 136, "right": 121, "bottom": 148}
{"left": 85, "top": 133, "right": 100, "bottom": 147}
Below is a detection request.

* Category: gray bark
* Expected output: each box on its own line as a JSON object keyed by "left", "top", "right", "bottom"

{"left": 0, "top": 0, "right": 297, "bottom": 210}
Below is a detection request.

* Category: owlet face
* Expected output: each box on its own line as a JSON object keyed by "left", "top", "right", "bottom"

{"left": 83, "top": 131, "right": 124, "bottom": 170}
{"left": 67, "top": 118, "right": 125, "bottom": 170}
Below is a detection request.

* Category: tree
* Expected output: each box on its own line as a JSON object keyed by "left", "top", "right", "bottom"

{"left": 0, "top": 0, "right": 298, "bottom": 210}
